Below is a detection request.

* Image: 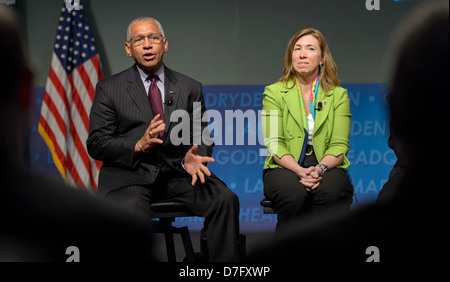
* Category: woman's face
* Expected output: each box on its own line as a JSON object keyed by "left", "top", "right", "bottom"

{"left": 292, "top": 35, "right": 323, "bottom": 77}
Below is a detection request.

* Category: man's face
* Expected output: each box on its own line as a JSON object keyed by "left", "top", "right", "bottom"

{"left": 125, "top": 20, "right": 168, "bottom": 73}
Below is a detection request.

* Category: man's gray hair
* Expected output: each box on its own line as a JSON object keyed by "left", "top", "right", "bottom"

{"left": 126, "top": 17, "right": 165, "bottom": 41}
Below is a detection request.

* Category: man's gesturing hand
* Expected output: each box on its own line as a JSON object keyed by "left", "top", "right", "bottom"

{"left": 135, "top": 114, "right": 165, "bottom": 153}
{"left": 184, "top": 145, "right": 215, "bottom": 186}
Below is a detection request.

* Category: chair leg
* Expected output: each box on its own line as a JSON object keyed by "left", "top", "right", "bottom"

{"left": 238, "top": 234, "right": 247, "bottom": 261}
{"left": 152, "top": 217, "right": 198, "bottom": 262}
{"left": 164, "top": 229, "right": 177, "bottom": 262}
{"left": 179, "top": 226, "right": 195, "bottom": 262}
{"left": 164, "top": 223, "right": 177, "bottom": 262}
{"left": 159, "top": 219, "right": 177, "bottom": 262}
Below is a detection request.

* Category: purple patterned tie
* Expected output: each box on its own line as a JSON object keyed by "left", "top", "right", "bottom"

{"left": 147, "top": 74, "right": 164, "bottom": 137}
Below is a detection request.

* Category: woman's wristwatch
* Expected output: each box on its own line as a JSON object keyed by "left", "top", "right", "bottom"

{"left": 316, "top": 164, "right": 328, "bottom": 176}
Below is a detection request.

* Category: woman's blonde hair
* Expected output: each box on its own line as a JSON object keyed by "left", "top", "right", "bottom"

{"left": 279, "top": 28, "right": 339, "bottom": 93}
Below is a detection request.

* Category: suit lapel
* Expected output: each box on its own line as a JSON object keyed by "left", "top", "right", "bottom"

{"left": 280, "top": 82, "right": 333, "bottom": 135}
{"left": 313, "top": 86, "right": 332, "bottom": 134}
{"left": 281, "top": 85, "right": 303, "bottom": 129}
{"left": 162, "top": 66, "right": 181, "bottom": 141}
{"left": 127, "top": 65, "right": 153, "bottom": 121}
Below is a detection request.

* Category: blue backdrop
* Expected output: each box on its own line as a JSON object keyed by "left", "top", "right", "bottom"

{"left": 29, "top": 83, "right": 395, "bottom": 232}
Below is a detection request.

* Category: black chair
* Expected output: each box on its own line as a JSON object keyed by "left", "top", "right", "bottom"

{"left": 152, "top": 200, "right": 247, "bottom": 262}
{"left": 260, "top": 197, "right": 314, "bottom": 214}
{"left": 151, "top": 200, "right": 201, "bottom": 262}
{"left": 260, "top": 198, "right": 277, "bottom": 214}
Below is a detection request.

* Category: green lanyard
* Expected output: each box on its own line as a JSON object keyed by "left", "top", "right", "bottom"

{"left": 295, "top": 74, "right": 320, "bottom": 131}
{"left": 295, "top": 75, "right": 320, "bottom": 165}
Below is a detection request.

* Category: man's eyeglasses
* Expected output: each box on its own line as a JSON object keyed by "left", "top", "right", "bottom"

{"left": 128, "top": 33, "right": 165, "bottom": 47}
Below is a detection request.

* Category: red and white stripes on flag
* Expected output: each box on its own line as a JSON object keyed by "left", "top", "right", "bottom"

{"left": 39, "top": 2, "right": 102, "bottom": 193}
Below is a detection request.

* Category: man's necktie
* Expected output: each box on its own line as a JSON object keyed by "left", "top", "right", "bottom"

{"left": 147, "top": 74, "right": 164, "bottom": 137}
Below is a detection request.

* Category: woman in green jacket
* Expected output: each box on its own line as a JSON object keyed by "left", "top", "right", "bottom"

{"left": 262, "top": 28, "right": 353, "bottom": 231}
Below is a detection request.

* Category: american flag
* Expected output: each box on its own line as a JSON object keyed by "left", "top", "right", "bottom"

{"left": 39, "top": 1, "right": 102, "bottom": 193}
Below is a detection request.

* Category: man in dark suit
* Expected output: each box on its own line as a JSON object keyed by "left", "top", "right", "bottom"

{"left": 86, "top": 17, "right": 240, "bottom": 262}
{"left": 0, "top": 4, "right": 155, "bottom": 262}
